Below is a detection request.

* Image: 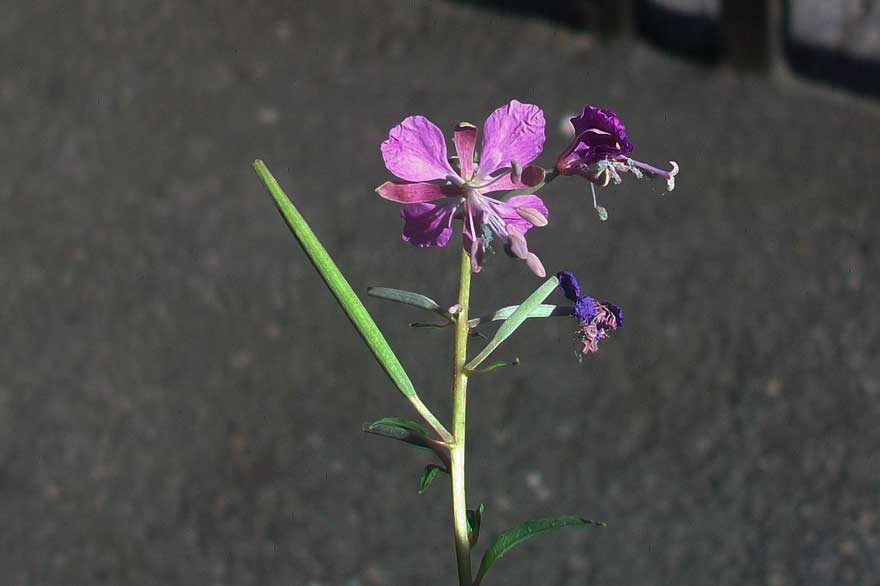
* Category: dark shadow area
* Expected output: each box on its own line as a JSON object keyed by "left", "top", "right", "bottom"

{"left": 453, "top": 0, "right": 584, "bottom": 25}
{"left": 636, "top": 0, "right": 721, "bottom": 63}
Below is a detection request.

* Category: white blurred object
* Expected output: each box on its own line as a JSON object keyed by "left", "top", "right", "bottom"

{"left": 558, "top": 112, "right": 576, "bottom": 138}
{"left": 791, "top": 0, "right": 880, "bottom": 59}
{"left": 651, "top": 0, "right": 720, "bottom": 17}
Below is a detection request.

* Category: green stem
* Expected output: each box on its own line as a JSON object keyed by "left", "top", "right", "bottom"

{"left": 451, "top": 249, "right": 473, "bottom": 586}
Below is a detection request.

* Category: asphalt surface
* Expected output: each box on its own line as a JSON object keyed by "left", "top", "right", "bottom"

{"left": 2, "top": 1, "right": 879, "bottom": 585}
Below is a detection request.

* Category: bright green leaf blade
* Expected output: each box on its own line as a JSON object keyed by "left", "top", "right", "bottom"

{"left": 465, "top": 276, "right": 559, "bottom": 370}
{"left": 418, "top": 464, "right": 444, "bottom": 494}
{"left": 367, "top": 287, "right": 446, "bottom": 315}
{"left": 467, "top": 503, "right": 484, "bottom": 546}
{"left": 474, "top": 515, "right": 605, "bottom": 586}
{"left": 254, "top": 161, "right": 417, "bottom": 398}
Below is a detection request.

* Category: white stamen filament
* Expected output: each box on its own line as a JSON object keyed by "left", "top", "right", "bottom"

{"left": 473, "top": 172, "right": 510, "bottom": 190}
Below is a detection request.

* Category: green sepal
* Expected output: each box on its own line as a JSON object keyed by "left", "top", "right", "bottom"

{"left": 417, "top": 464, "right": 446, "bottom": 494}
{"left": 473, "top": 515, "right": 605, "bottom": 586}
{"left": 465, "top": 276, "right": 560, "bottom": 370}
{"left": 467, "top": 503, "right": 485, "bottom": 546}
{"left": 363, "top": 417, "right": 432, "bottom": 452}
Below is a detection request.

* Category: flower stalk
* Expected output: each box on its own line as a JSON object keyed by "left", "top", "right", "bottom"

{"left": 450, "top": 248, "right": 474, "bottom": 586}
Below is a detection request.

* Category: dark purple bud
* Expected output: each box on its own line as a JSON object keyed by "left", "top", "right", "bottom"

{"left": 556, "top": 271, "right": 582, "bottom": 301}
{"left": 556, "top": 105, "right": 633, "bottom": 175}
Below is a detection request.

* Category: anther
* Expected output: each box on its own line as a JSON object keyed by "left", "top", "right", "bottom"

{"left": 516, "top": 206, "right": 548, "bottom": 227}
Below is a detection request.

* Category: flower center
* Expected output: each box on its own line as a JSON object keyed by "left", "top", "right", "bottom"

{"left": 464, "top": 188, "right": 508, "bottom": 240}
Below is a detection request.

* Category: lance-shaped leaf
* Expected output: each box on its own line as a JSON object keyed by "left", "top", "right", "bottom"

{"left": 467, "top": 503, "right": 485, "bottom": 546}
{"left": 363, "top": 417, "right": 451, "bottom": 470}
{"left": 473, "top": 515, "right": 606, "bottom": 586}
{"left": 367, "top": 287, "right": 448, "bottom": 318}
{"left": 465, "top": 276, "right": 559, "bottom": 370}
{"left": 254, "top": 160, "right": 451, "bottom": 442}
{"left": 418, "top": 464, "right": 446, "bottom": 494}
{"left": 363, "top": 417, "right": 432, "bottom": 452}
{"left": 468, "top": 304, "right": 569, "bottom": 328}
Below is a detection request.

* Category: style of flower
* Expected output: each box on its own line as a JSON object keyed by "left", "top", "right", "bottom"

{"left": 376, "top": 100, "right": 549, "bottom": 277}
{"left": 556, "top": 105, "right": 679, "bottom": 219}
{"left": 557, "top": 271, "right": 623, "bottom": 356}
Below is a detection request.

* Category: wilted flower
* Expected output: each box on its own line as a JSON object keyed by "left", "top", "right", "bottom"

{"left": 377, "top": 100, "right": 549, "bottom": 276}
{"left": 557, "top": 271, "right": 623, "bottom": 356}
{"left": 556, "top": 105, "right": 679, "bottom": 219}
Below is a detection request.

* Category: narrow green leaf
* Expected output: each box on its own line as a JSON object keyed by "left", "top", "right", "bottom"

{"left": 368, "top": 416, "right": 428, "bottom": 436}
{"left": 468, "top": 304, "right": 568, "bottom": 328}
{"left": 465, "top": 277, "right": 560, "bottom": 370}
{"left": 418, "top": 464, "right": 445, "bottom": 494}
{"left": 367, "top": 287, "right": 446, "bottom": 316}
{"left": 363, "top": 417, "right": 432, "bottom": 452}
{"left": 467, "top": 358, "right": 520, "bottom": 375}
{"left": 474, "top": 515, "right": 605, "bottom": 586}
{"left": 254, "top": 161, "right": 452, "bottom": 442}
{"left": 467, "top": 503, "right": 484, "bottom": 546}
{"left": 254, "top": 160, "right": 418, "bottom": 399}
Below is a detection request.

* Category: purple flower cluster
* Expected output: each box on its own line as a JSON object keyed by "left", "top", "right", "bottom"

{"left": 375, "top": 100, "right": 679, "bottom": 278}
{"left": 557, "top": 271, "right": 623, "bottom": 356}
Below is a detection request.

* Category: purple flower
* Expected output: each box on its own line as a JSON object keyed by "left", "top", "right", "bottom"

{"left": 556, "top": 106, "right": 679, "bottom": 217}
{"left": 557, "top": 271, "right": 623, "bottom": 356}
{"left": 376, "top": 100, "right": 549, "bottom": 277}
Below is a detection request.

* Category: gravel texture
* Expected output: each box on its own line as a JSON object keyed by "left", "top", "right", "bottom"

{"left": 1, "top": 1, "right": 879, "bottom": 585}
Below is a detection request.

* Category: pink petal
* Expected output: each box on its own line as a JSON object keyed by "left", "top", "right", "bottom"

{"left": 376, "top": 181, "right": 461, "bottom": 204}
{"left": 506, "top": 195, "right": 548, "bottom": 216}
{"left": 516, "top": 206, "right": 548, "bottom": 227}
{"left": 477, "top": 100, "right": 546, "bottom": 179}
{"left": 400, "top": 201, "right": 458, "bottom": 248}
{"left": 479, "top": 174, "right": 528, "bottom": 194}
{"left": 479, "top": 165, "right": 546, "bottom": 195}
{"left": 453, "top": 123, "right": 477, "bottom": 181}
{"left": 381, "top": 116, "right": 458, "bottom": 182}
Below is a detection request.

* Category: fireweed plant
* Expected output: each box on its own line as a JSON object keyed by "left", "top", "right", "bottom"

{"left": 253, "top": 100, "right": 678, "bottom": 585}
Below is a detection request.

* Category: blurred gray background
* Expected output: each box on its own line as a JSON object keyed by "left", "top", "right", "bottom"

{"left": 1, "top": 1, "right": 879, "bottom": 585}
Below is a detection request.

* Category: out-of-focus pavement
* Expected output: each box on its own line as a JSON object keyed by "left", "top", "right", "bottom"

{"left": 1, "top": 1, "right": 879, "bottom": 585}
